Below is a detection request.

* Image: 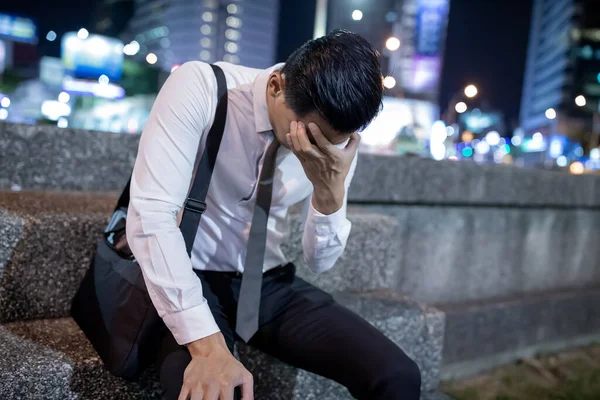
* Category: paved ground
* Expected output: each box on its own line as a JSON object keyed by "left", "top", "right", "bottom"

{"left": 441, "top": 344, "right": 600, "bottom": 400}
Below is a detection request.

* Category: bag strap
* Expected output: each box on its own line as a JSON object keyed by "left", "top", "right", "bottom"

{"left": 113, "top": 64, "right": 228, "bottom": 257}
{"left": 180, "top": 64, "right": 228, "bottom": 256}
{"left": 115, "top": 178, "right": 131, "bottom": 211}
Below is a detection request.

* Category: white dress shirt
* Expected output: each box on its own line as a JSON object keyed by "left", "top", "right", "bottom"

{"left": 126, "top": 61, "right": 357, "bottom": 345}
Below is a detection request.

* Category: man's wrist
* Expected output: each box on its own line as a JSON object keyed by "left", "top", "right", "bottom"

{"left": 312, "top": 183, "right": 345, "bottom": 215}
{"left": 186, "top": 332, "right": 228, "bottom": 358}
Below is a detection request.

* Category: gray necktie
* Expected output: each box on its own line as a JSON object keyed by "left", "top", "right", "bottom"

{"left": 236, "top": 137, "right": 280, "bottom": 342}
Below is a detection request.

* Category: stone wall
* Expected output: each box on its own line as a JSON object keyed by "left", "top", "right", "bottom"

{"left": 2, "top": 121, "right": 600, "bottom": 378}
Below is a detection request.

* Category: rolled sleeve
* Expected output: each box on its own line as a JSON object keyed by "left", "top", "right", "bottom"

{"left": 301, "top": 154, "right": 357, "bottom": 273}
{"left": 162, "top": 300, "right": 221, "bottom": 345}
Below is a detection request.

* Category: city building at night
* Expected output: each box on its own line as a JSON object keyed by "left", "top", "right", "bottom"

{"left": 92, "top": 0, "right": 135, "bottom": 38}
{"left": 520, "top": 0, "right": 600, "bottom": 163}
{"left": 326, "top": 0, "right": 450, "bottom": 155}
{"left": 123, "top": 0, "right": 279, "bottom": 71}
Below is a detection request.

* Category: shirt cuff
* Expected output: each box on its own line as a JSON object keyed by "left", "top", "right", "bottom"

{"left": 309, "top": 197, "right": 346, "bottom": 231}
{"left": 162, "top": 301, "right": 221, "bottom": 345}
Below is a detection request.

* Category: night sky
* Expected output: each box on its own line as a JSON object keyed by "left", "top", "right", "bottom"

{"left": 2, "top": 0, "right": 95, "bottom": 57}
{"left": 3, "top": 0, "right": 533, "bottom": 123}
{"left": 439, "top": 0, "right": 533, "bottom": 125}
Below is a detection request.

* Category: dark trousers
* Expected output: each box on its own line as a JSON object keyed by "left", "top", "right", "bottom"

{"left": 155, "top": 264, "right": 421, "bottom": 400}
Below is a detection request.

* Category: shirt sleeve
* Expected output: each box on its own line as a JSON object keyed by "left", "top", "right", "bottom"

{"left": 301, "top": 152, "right": 358, "bottom": 273}
{"left": 126, "top": 62, "right": 220, "bottom": 345}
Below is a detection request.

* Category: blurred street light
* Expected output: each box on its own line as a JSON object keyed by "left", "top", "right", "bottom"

{"left": 385, "top": 37, "right": 401, "bottom": 51}
{"left": 46, "top": 31, "right": 57, "bottom": 41}
{"left": 146, "top": 53, "right": 158, "bottom": 64}
{"left": 545, "top": 108, "right": 556, "bottom": 120}
{"left": 383, "top": 76, "right": 396, "bottom": 89}
{"left": 123, "top": 41, "right": 140, "bottom": 56}
{"left": 475, "top": 140, "right": 491, "bottom": 154}
{"left": 446, "top": 84, "right": 478, "bottom": 125}
{"left": 455, "top": 101, "right": 467, "bottom": 113}
{"left": 386, "top": 12, "right": 398, "bottom": 22}
{"left": 98, "top": 74, "right": 110, "bottom": 85}
{"left": 464, "top": 84, "right": 478, "bottom": 98}
{"left": 77, "top": 28, "right": 89, "bottom": 40}
{"left": 570, "top": 161, "right": 584, "bottom": 174}
{"left": 485, "top": 131, "right": 501, "bottom": 146}
{"left": 0, "top": 109, "right": 8, "bottom": 120}
{"left": 352, "top": 10, "right": 363, "bottom": 21}
{"left": 58, "top": 92, "right": 70, "bottom": 103}
{"left": 575, "top": 95, "right": 587, "bottom": 107}
{"left": 462, "top": 131, "right": 474, "bottom": 142}
{"left": 57, "top": 117, "right": 69, "bottom": 128}
{"left": 1, "top": 97, "right": 10, "bottom": 108}
{"left": 557, "top": 155, "right": 568, "bottom": 167}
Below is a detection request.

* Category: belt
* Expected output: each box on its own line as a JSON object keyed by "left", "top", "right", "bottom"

{"left": 196, "top": 263, "right": 293, "bottom": 279}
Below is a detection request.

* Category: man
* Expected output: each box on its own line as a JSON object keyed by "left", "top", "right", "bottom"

{"left": 126, "top": 30, "right": 421, "bottom": 400}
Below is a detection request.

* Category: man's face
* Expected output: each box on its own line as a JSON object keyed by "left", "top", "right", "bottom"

{"left": 266, "top": 73, "right": 350, "bottom": 149}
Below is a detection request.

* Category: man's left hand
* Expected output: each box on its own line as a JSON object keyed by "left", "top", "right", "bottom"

{"left": 286, "top": 121, "right": 359, "bottom": 215}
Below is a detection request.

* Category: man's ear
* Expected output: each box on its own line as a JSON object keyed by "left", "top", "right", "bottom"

{"left": 267, "top": 72, "right": 284, "bottom": 98}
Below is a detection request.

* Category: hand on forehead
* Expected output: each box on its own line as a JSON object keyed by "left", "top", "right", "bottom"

{"left": 296, "top": 114, "right": 349, "bottom": 146}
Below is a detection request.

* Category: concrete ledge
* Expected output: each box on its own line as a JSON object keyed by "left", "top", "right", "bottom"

{"left": 0, "top": 291, "right": 445, "bottom": 399}
{"left": 350, "top": 153, "right": 600, "bottom": 207}
{"left": 0, "top": 122, "right": 137, "bottom": 192}
{"left": 3, "top": 122, "right": 600, "bottom": 207}
{"left": 0, "top": 191, "right": 398, "bottom": 322}
{"left": 353, "top": 205, "right": 600, "bottom": 305}
{"left": 439, "top": 286, "right": 600, "bottom": 380}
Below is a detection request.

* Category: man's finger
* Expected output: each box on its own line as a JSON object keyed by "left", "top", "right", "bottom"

{"left": 219, "top": 386, "right": 234, "bottom": 400}
{"left": 178, "top": 386, "right": 191, "bottom": 400}
{"left": 190, "top": 391, "right": 204, "bottom": 400}
{"left": 297, "top": 122, "right": 314, "bottom": 152}
{"left": 286, "top": 134, "right": 303, "bottom": 160}
{"left": 344, "top": 132, "right": 361, "bottom": 152}
{"left": 241, "top": 373, "right": 254, "bottom": 400}
{"left": 201, "top": 385, "right": 219, "bottom": 400}
{"left": 307, "top": 122, "right": 334, "bottom": 152}
{"left": 289, "top": 121, "right": 303, "bottom": 152}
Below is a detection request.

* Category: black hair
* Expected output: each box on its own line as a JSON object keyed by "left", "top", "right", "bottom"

{"left": 281, "top": 29, "right": 383, "bottom": 134}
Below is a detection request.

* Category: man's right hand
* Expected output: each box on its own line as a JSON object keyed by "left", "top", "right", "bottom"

{"left": 179, "top": 332, "right": 253, "bottom": 400}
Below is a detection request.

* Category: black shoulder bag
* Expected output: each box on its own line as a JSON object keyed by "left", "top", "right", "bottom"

{"left": 71, "top": 64, "right": 228, "bottom": 379}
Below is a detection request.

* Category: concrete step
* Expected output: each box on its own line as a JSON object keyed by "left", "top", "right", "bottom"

{"left": 0, "top": 291, "right": 445, "bottom": 399}
{"left": 0, "top": 191, "right": 399, "bottom": 323}
{"left": 0, "top": 192, "right": 115, "bottom": 323}
{"left": 439, "top": 286, "right": 600, "bottom": 380}
{"left": 0, "top": 318, "right": 162, "bottom": 400}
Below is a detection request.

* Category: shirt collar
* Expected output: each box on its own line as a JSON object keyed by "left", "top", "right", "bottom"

{"left": 252, "top": 63, "right": 284, "bottom": 134}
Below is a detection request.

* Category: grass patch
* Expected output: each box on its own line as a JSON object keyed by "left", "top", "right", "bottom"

{"left": 442, "top": 345, "right": 600, "bottom": 400}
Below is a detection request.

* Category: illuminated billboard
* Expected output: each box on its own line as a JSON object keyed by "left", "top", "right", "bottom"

{"left": 61, "top": 32, "right": 124, "bottom": 81}
{"left": 359, "top": 96, "right": 439, "bottom": 156}
{"left": 393, "top": 0, "right": 449, "bottom": 99}
{"left": 0, "top": 13, "right": 37, "bottom": 44}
